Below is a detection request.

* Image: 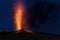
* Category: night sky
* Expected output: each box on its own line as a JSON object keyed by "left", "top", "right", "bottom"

{"left": 0, "top": 0, "right": 60, "bottom": 35}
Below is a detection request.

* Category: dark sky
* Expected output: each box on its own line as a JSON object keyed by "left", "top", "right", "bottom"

{"left": 0, "top": 0, "right": 14, "bottom": 32}
{"left": 0, "top": 0, "right": 60, "bottom": 35}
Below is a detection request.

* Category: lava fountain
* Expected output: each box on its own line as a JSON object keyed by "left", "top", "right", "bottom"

{"left": 14, "top": 0, "right": 35, "bottom": 35}
{"left": 14, "top": 0, "right": 25, "bottom": 33}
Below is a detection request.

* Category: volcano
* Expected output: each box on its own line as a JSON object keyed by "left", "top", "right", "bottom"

{"left": 0, "top": 30, "right": 60, "bottom": 40}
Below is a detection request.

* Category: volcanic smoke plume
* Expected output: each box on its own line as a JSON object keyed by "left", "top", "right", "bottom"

{"left": 13, "top": 0, "right": 34, "bottom": 35}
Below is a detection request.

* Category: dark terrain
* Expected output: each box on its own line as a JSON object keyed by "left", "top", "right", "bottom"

{"left": 0, "top": 30, "right": 60, "bottom": 40}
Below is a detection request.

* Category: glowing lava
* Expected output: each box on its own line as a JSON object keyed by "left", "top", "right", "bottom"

{"left": 14, "top": 1, "right": 25, "bottom": 32}
{"left": 14, "top": 0, "right": 35, "bottom": 35}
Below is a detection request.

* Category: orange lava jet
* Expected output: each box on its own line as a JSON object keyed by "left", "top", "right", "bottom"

{"left": 14, "top": 0, "right": 35, "bottom": 35}
{"left": 14, "top": 1, "right": 24, "bottom": 32}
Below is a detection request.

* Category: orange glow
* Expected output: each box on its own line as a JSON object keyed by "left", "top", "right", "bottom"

{"left": 25, "top": 29, "right": 36, "bottom": 35}
{"left": 14, "top": 0, "right": 35, "bottom": 35}
{"left": 14, "top": 1, "right": 24, "bottom": 32}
